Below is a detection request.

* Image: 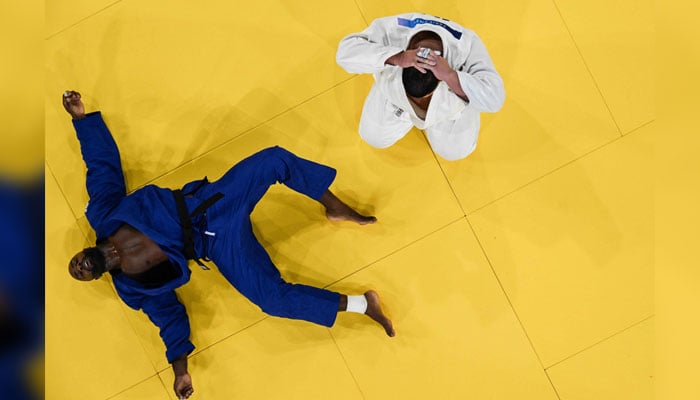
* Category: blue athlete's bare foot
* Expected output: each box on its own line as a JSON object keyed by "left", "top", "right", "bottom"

{"left": 320, "top": 191, "right": 377, "bottom": 225}
{"left": 365, "top": 290, "right": 395, "bottom": 337}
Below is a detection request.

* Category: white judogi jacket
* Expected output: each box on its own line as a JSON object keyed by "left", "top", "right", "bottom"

{"left": 336, "top": 13, "right": 505, "bottom": 130}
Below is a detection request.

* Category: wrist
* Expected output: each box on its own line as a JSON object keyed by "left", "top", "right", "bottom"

{"left": 448, "top": 69, "right": 459, "bottom": 83}
{"left": 71, "top": 113, "right": 86, "bottom": 121}
{"left": 172, "top": 355, "right": 189, "bottom": 376}
{"left": 385, "top": 51, "right": 403, "bottom": 66}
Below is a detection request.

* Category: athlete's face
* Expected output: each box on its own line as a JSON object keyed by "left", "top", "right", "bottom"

{"left": 68, "top": 248, "right": 106, "bottom": 281}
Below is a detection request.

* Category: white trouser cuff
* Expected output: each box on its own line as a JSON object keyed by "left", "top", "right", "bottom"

{"left": 346, "top": 295, "right": 368, "bottom": 314}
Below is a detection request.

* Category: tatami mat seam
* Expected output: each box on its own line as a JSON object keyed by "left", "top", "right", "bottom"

{"left": 329, "top": 331, "right": 367, "bottom": 400}
{"left": 551, "top": 0, "right": 623, "bottom": 137}
{"left": 111, "top": 288, "right": 163, "bottom": 372}
{"left": 45, "top": 0, "right": 123, "bottom": 40}
{"left": 544, "top": 314, "right": 654, "bottom": 370}
{"left": 543, "top": 370, "right": 564, "bottom": 400}
{"left": 153, "top": 317, "right": 270, "bottom": 375}
{"left": 155, "top": 373, "right": 173, "bottom": 399}
{"left": 321, "top": 215, "right": 467, "bottom": 289}
{"left": 430, "top": 142, "right": 467, "bottom": 216}
{"left": 623, "top": 119, "right": 655, "bottom": 136}
{"left": 464, "top": 217, "right": 552, "bottom": 376}
{"left": 466, "top": 134, "right": 623, "bottom": 216}
{"left": 103, "top": 373, "right": 160, "bottom": 400}
{"left": 351, "top": 0, "right": 370, "bottom": 27}
{"left": 46, "top": 161, "right": 82, "bottom": 224}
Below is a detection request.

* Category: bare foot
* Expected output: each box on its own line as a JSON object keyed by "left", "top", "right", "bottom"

{"left": 365, "top": 290, "right": 395, "bottom": 337}
{"left": 320, "top": 191, "right": 377, "bottom": 225}
{"left": 326, "top": 209, "right": 377, "bottom": 225}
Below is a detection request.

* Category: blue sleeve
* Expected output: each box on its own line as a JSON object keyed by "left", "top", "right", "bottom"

{"left": 72, "top": 112, "right": 126, "bottom": 237}
{"left": 114, "top": 284, "right": 195, "bottom": 363}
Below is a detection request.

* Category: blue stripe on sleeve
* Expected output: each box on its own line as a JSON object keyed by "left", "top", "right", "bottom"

{"left": 397, "top": 17, "right": 463, "bottom": 40}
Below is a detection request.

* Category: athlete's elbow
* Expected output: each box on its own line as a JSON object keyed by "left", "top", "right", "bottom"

{"left": 335, "top": 53, "right": 361, "bottom": 74}
{"left": 335, "top": 55, "right": 350, "bottom": 71}
{"left": 493, "top": 83, "right": 506, "bottom": 110}
{"left": 490, "top": 96, "right": 506, "bottom": 113}
{"left": 335, "top": 40, "right": 356, "bottom": 67}
{"left": 484, "top": 88, "right": 506, "bottom": 112}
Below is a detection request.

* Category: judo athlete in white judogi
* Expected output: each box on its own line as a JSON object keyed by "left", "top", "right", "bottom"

{"left": 336, "top": 13, "right": 506, "bottom": 160}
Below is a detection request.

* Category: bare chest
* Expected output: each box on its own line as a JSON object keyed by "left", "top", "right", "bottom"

{"left": 110, "top": 225, "right": 169, "bottom": 276}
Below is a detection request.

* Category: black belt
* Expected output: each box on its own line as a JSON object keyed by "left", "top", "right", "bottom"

{"left": 172, "top": 182, "right": 223, "bottom": 270}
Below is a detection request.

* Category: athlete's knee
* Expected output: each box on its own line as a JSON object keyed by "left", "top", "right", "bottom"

{"left": 358, "top": 122, "right": 406, "bottom": 149}
{"left": 256, "top": 145, "right": 292, "bottom": 160}
{"left": 251, "top": 146, "right": 298, "bottom": 178}
{"left": 359, "top": 130, "right": 394, "bottom": 149}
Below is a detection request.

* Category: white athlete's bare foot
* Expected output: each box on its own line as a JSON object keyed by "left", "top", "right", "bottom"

{"left": 365, "top": 290, "right": 395, "bottom": 337}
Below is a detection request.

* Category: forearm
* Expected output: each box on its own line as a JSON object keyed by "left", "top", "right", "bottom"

{"left": 133, "top": 290, "right": 196, "bottom": 398}
{"left": 73, "top": 112, "right": 122, "bottom": 165}
{"left": 172, "top": 354, "right": 188, "bottom": 376}
{"left": 73, "top": 112, "right": 126, "bottom": 200}
{"left": 171, "top": 353, "right": 194, "bottom": 399}
{"left": 421, "top": 56, "right": 470, "bottom": 102}
{"left": 453, "top": 37, "right": 506, "bottom": 111}
{"left": 140, "top": 290, "right": 196, "bottom": 365}
{"left": 384, "top": 51, "right": 404, "bottom": 66}
{"left": 337, "top": 40, "right": 403, "bottom": 73}
{"left": 70, "top": 110, "right": 129, "bottom": 236}
{"left": 455, "top": 69, "right": 505, "bottom": 112}
{"left": 443, "top": 70, "right": 469, "bottom": 102}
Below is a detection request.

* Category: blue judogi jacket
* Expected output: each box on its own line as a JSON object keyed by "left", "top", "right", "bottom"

{"left": 74, "top": 112, "right": 197, "bottom": 363}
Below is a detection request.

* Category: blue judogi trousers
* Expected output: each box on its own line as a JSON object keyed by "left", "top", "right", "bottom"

{"left": 198, "top": 146, "right": 341, "bottom": 327}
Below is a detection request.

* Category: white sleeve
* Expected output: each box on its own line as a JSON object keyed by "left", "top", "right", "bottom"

{"left": 336, "top": 19, "right": 405, "bottom": 74}
{"left": 456, "top": 35, "right": 506, "bottom": 113}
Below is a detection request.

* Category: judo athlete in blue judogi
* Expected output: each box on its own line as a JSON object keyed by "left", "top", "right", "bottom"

{"left": 62, "top": 91, "right": 394, "bottom": 400}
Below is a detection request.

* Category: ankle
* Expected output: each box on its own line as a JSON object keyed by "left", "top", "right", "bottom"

{"left": 346, "top": 295, "right": 368, "bottom": 314}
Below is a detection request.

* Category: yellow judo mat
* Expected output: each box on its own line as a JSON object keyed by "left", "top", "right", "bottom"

{"left": 45, "top": 0, "right": 654, "bottom": 399}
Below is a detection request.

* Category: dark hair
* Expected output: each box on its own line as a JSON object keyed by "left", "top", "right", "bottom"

{"left": 408, "top": 30, "right": 442, "bottom": 49}
{"left": 402, "top": 67, "right": 439, "bottom": 97}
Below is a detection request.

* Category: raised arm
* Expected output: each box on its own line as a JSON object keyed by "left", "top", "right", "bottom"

{"left": 429, "top": 35, "right": 505, "bottom": 112}
{"left": 454, "top": 35, "right": 505, "bottom": 112}
{"left": 336, "top": 18, "right": 406, "bottom": 74}
{"left": 62, "top": 91, "right": 126, "bottom": 238}
{"left": 337, "top": 17, "right": 505, "bottom": 112}
{"left": 114, "top": 284, "right": 196, "bottom": 399}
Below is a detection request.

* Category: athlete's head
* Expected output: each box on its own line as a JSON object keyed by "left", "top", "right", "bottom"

{"left": 68, "top": 246, "right": 106, "bottom": 281}
{"left": 402, "top": 30, "right": 444, "bottom": 98}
